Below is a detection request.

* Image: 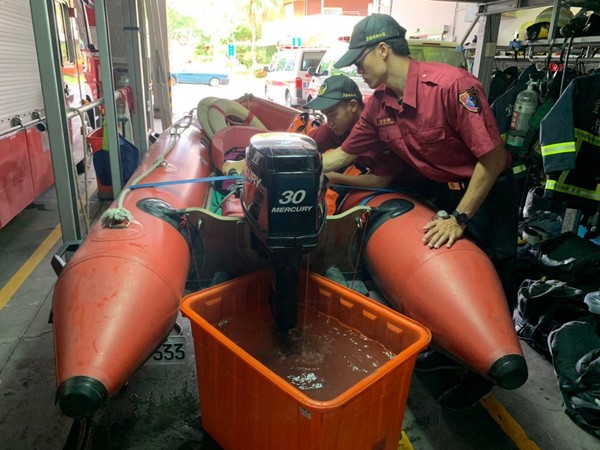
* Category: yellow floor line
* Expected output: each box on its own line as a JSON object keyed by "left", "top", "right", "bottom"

{"left": 480, "top": 396, "right": 541, "bottom": 450}
{"left": 398, "top": 430, "right": 414, "bottom": 450}
{"left": 0, "top": 225, "right": 62, "bottom": 310}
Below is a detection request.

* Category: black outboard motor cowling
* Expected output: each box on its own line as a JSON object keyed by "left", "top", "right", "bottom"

{"left": 242, "top": 133, "right": 326, "bottom": 252}
{"left": 241, "top": 133, "right": 326, "bottom": 332}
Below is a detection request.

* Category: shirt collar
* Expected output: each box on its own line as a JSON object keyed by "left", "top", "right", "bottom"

{"left": 402, "top": 58, "right": 418, "bottom": 108}
{"left": 375, "top": 58, "right": 419, "bottom": 110}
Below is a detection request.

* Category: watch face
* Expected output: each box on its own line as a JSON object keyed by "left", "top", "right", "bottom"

{"left": 453, "top": 211, "right": 469, "bottom": 225}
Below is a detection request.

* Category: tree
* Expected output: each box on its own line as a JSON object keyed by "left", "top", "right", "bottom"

{"left": 166, "top": 7, "right": 197, "bottom": 45}
{"left": 166, "top": 0, "right": 282, "bottom": 67}
{"left": 246, "top": 0, "right": 283, "bottom": 66}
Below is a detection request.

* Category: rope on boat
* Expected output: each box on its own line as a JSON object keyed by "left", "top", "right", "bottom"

{"left": 128, "top": 174, "right": 243, "bottom": 190}
{"left": 100, "top": 114, "right": 193, "bottom": 228}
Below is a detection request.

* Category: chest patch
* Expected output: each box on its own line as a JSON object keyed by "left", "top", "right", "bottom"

{"left": 376, "top": 117, "right": 395, "bottom": 127}
{"left": 459, "top": 88, "right": 481, "bottom": 113}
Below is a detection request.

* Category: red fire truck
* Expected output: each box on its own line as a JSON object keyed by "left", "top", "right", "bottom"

{"left": 0, "top": 0, "right": 100, "bottom": 228}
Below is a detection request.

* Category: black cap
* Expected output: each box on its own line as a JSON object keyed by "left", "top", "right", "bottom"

{"left": 334, "top": 14, "right": 407, "bottom": 69}
{"left": 303, "top": 75, "right": 362, "bottom": 110}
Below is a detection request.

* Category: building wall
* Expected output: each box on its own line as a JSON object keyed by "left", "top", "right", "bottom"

{"left": 390, "top": 0, "right": 471, "bottom": 42}
{"left": 284, "top": 0, "right": 370, "bottom": 17}
{"left": 389, "top": 1, "right": 561, "bottom": 45}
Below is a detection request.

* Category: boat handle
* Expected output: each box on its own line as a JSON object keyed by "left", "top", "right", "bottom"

{"left": 51, "top": 240, "right": 82, "bottom": 277}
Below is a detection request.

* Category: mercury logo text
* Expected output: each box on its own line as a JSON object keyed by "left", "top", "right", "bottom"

{"left": 271, "top": 206, "right": 314, "bottom": 213}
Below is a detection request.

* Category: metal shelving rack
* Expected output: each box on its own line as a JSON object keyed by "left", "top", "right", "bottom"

{"left": 469, "top": 0, "right": 600, "bottom": 92}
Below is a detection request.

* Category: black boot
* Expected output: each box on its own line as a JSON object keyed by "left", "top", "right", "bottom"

{"left": 414, "top": 349, "right": 463, "bottom": 372}
{"left": 438, "top": 371, "right": 494, "bottom": 410}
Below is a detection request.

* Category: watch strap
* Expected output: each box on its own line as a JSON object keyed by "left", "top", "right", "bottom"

{"left": 452, "top": 210, "right": 469, "bottom": 225}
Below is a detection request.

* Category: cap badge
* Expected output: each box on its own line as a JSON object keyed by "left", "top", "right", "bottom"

{"left": 365, "top": 32, "right": 386, "bottom": 42}
{"left": 318, "top": 84, "right": 328, "bottom": 96}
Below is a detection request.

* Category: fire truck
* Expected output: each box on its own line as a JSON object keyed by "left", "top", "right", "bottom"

{"left": 0, "top": 0, "right": 100, "bottom": 228}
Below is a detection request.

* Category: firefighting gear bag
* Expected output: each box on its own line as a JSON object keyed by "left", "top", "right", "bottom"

{"left": 514, "top": 279, "right": 590, "bottom": 359}
{"left": 548, "top": 318, "right": 600, "bottom": 439}
{"left": 532, "top": 232, "right": 600, "bottom": 290}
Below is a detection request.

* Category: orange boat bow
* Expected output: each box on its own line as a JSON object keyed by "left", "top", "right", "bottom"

{"left": 53, "top": 119, "right": 211, "bottom": 417}
{"left": 340, "top": 191, "right": 527, "bottom": 389}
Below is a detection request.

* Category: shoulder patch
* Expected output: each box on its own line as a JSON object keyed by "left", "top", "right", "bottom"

{"left": 458, "top": 88, "right": 481, "bottom": 113}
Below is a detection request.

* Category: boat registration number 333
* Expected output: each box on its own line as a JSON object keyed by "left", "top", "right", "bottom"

{"left": 149, "top": 335, "right": 186, "bottom": 365}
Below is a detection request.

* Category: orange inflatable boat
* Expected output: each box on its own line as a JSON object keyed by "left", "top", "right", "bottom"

{"left": 51, "top": 94, "right": 526, "bottom": 421}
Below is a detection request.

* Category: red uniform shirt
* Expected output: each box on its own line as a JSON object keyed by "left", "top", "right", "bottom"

{"left": 341, "top": 59, "right": 507, "bottom": 183}
{"left": 309, "top": 122, "right": 404, "bottom": 176}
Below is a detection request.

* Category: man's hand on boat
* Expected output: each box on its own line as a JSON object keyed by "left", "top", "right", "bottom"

{"left": 422, "top": 216, "right": 466, "bottom": 249}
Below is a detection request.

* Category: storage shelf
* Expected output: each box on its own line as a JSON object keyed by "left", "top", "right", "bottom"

{"left": 529, "top": 36, "right": 600, "bottom": 47}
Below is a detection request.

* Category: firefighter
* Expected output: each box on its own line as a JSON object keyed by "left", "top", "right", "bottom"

{"left": 303, "top": 75, "right": 404, "bottom": 213}
{"left": 321, "top": 13, "right": 519, "bottom": 410}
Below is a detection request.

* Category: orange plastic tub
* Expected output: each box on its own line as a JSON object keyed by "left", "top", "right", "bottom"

{"left": 180, "top": 270, "right": 430, "bottom": 450}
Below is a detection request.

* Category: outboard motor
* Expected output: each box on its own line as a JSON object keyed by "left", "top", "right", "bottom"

{"left": 242, "top": 133, "right": 326, "bottom": 331}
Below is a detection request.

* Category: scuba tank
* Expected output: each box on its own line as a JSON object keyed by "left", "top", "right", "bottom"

{"left": 506, "top": 78, "right": 540, "bottom": 153}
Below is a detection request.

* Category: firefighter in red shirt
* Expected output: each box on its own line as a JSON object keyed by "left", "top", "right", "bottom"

{"left": 324, "top": 13, "right": 520, "bottom": 410}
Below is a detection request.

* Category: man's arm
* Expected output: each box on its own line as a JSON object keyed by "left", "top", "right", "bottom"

{"left": 322, "top": 147, "right": 358, "bottom": 173}
{"left": 224, "top": 146, "right": 359, "bottom": 176}
{"left": 422, "top": 144, "right": 508, "bottom": 248}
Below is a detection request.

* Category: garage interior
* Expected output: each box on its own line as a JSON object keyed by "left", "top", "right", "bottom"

{"left": 1, "top": 0, "right": 600, "bottom": 449}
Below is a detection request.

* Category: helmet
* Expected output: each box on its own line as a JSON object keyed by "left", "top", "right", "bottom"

{"left": 525, "top": 7, "right": 574, "bottom": 40}
{"left": 561, "top": 11, "right": 600, "bottom": 38}
{"left": 515, "top": 21, "right": 533, "bottom": 41}
{"left": 535, "top": 6, "right": 573, "bottom": 28}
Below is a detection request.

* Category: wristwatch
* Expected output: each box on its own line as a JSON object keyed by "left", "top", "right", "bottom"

{"left": 452, "top": 210, "right": 469, "bottom": 225}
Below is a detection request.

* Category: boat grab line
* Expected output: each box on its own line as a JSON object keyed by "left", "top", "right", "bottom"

{"left": 0, "top": 225, "right": 62, "bottom": 310}
{"left": 129, "top": 174, "right": 243, "bottom": 190}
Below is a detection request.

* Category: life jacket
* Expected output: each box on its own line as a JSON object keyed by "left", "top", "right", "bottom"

{"left": 286, "top": 112, "right": 323, "bottom": 135}
{"left": 286, "top": 113, "right": 347, "bottom": 214}
{"left": 325, "top": 165, "right": 363, "bottom": 215}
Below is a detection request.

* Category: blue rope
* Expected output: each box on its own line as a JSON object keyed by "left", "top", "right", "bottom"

{"left": 129, "top": 174, "right": 243, "bottom": 190}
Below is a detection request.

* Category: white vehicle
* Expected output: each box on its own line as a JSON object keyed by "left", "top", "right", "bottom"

{"left": 264, "top": 47, "right": 327, "bottom": 108}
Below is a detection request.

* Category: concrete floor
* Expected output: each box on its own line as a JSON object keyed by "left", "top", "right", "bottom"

{"left": 1, "top": 180, "right": 599, "bottom": 450}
